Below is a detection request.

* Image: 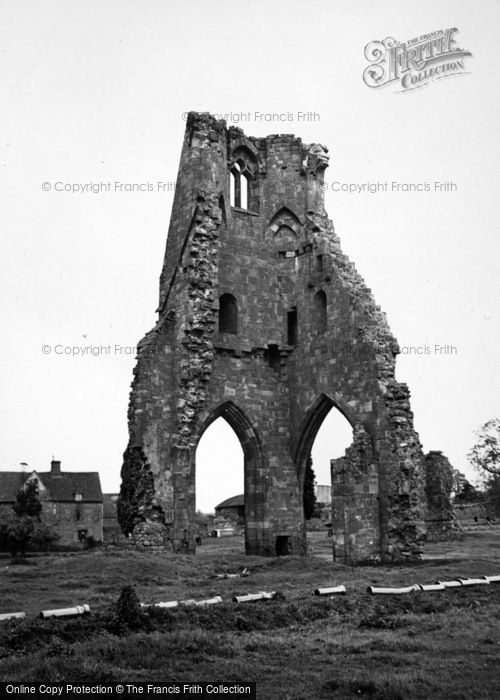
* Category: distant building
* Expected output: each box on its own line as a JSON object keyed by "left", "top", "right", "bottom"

{"left": 314, "top": 484, "right": 331, "bottom": 520}
{"left": 0, "top": 460, "right": 103, "bottom": 545}
{"left": 314, "top": 484, "right": 331, "bottom": 506}
{"left": 213, "top": 494, "right": 244, "bottom": 536}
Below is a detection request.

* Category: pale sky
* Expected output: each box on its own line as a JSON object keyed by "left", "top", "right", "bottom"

{"left": 1, "top": 0, "right": 499, "bottom": 513}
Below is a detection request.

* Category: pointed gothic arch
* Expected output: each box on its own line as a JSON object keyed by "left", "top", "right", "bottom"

{"left": 293, "top": 393, "right": 355, "bottom": 487}
{"left": 194, "top": 400, "right": 266, "bottom": 554}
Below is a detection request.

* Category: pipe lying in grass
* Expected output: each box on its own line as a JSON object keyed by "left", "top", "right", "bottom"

{"left": 482, "top": 575, "right": 500, "bottom": 583}
{"left": 141, "top": 600, "right": 179, "bottom": 610}
{"left": 457, "top": 577, "right": 490, "bottom": 586}
{"left": 192, "top": 596, "right": 223, "bottom": 606}
{"left": 232, "top": 591, "right": 275, "bottom": 603}
{"left": 367, "top": 584, "right": 420, "bottom": 595}
{"left": 314, "top": 586, "right": 346, "bottom": 596}
{"left": 0, "top": 611, "right": 25, "bottom": 622}
{"left": 435, "top": 580, "right": 463, "bottom": 588}
{"left": 216, "top": 568, "right": 250, "bottom": 580}
{"left": 418, "top": 583, "right": 445, "bottom": 592}
{"left": 178, "top": 597, "right": 223, "bottom": 607}
{"left": 40, "top": 604, "right": 90, "bottom": 619}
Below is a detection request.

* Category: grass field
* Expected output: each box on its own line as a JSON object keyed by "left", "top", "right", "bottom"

{"left": 1, "top": 529, "right": 500, "bottom": 699}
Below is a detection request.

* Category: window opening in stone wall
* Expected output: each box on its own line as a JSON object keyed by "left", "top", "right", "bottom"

{"left": 316, "top": 254, "right": 323, "bottom": 272}
{"left": 219, "top": 293, "right": 238, "bottom": 334}
{"left": 229, "top": 160, "right": 252, "bottom": 210}
{"left": 241, "top": 172, "right": 249, "bottom": 209}
{"left": 230, "top": 168, "right": 237, "bottom": 207}
{"left": 266, "top": 344, "right": 281, "bottom": 372}
{"left": 287, "top": 307, "right": 298, "bottom": 346}
{"left": 218, "top": 194, "right": 227, "bottom": 223}
{"left": 314, "top": 290, "right": 327, "bottom": 333}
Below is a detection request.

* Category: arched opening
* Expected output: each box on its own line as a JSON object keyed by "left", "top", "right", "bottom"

{"left": 309, "top": 407, "right": 353, "bottom": 511}
{"left": 294, "top": 395, "right": 354, "bottom": 555}
{"left": 229, "top": 157, "right": 254, "bottom": 210}
{"left": 314, "top": 290, "right": 327, "bottom": 333}
{"left": 241, "top": 172, "right": 249, "bottom": 210}
{"left": 219, "top": 293, "right": 238, "bottom": 334}
{"left": 195, "top": 416, "right": 244, "bottom": 544}
{"left": 295, "top": 394, "right": 381, "bottom": 563}
{"left": 193, "top": 401, "right": 264, "bottom": 554}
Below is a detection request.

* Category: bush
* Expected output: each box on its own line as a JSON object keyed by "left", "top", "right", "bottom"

{"left": 0, "top": 514, "right": 59, "bottom": 555}
{"left": 114, "top": 585, "right": 145, "bottom": 630}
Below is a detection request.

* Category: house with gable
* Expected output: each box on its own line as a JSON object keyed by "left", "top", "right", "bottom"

{"left": 0, "top": 459, "right": 103, "bottom": 545}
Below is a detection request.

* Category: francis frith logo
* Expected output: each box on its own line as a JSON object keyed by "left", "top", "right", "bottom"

{"left": 363, "top": 28, "right": 472, "bottom": 91}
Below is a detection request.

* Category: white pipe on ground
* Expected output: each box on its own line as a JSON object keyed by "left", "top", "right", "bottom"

{"left": 192, "top": 596, "right": 223, "bottom": 606}
{"left": 314, "top": 586, "right": 346, "bottom": 596}
{"left": 40, "top": 604, "right": 90, "bottom": 619}
{"left": 482, "top": 575, "right": 500, "bottom": 583}
{"left": 232, "top": 591, "right": 275, "bottom": 603}
{"left": 457, "top": 578, "right": 490, "bottom": 586}
{"left": 435, "top": 580, "right": 463, "bottom": 588}
{"left": 0, "top": 611, "right": 25, "bottom": 621}
{"left": 141, "top": 600, "right": 179, "bottom": 609}
{"left": 367, "top": 585, "right": 420, "bottom": 595}
{"left": 418, "top": 583, "right": 445, "bottom": 592}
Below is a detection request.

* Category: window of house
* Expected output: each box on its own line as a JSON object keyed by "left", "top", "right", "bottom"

{"left": 218, "top": 294, "right": 238, "bottom": 334}
{"left": 77, "top": 528, "right": 88, "bottom": 542}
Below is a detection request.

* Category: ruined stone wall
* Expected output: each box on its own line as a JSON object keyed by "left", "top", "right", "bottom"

{"left": 424, "top": 451, "right": 455, "bottom": 540}
{"left": 119, "top": 112, "right": 427, "bottom": 561}
{"left": 331, "top": 425, "right": 380, "bottom": 563}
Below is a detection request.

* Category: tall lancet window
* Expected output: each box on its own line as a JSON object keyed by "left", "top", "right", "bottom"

{"left": 230, "top": 160, "right": 252, "bottom": 209}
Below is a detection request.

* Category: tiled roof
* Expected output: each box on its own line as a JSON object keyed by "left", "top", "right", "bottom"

{"left": 0, "top": 471, "right": 103, "bottom": 503}
{"left": 0, "top": 472, "right": 25, "bottom": 503}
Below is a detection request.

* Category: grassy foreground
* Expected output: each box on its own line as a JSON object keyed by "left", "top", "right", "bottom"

{"left": 1, "top": 530, "right": 500, "bottom": 699}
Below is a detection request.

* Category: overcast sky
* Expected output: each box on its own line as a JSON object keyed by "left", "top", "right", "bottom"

{"left": 1, "top": 0, "right": 498, "bottom": 513}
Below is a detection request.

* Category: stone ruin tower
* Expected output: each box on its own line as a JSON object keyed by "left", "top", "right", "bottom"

{"left": 118, "top": 111, "right": 426, "bottom": 562}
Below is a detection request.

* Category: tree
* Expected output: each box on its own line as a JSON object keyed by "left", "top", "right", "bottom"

{"left": 30, "top": 521, "right": 60, "bottom": 554}
{"left": 303, "top": 456, "right": 318, "bottom": 520}
{"left": 13, "top": 479, "right": 42, "bottom": 520}
{"left": 0, "top": 479, "right": 58, "bottom": 556}
{"left": 0, "top": 514, "right": 34, "bottom": 557}
{"left": 468, "top": 419, "right": 500, "bottom": 481}
{"left": 487, "top": 476, "right": 500, "bottom": 517}
{"left": 452, "top": 469, "right": 481, "bottom": 502}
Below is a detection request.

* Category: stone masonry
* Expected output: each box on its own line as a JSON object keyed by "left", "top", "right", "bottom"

{"left": 118, "top": 112, "right": 427, "bottom": 562}
{"left": 424, "top": 451, "right": 455, "bottom": 540}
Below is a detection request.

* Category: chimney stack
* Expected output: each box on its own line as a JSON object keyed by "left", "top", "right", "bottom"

{"left": 51, "top": 459, "right": 61, "bottom": 474}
